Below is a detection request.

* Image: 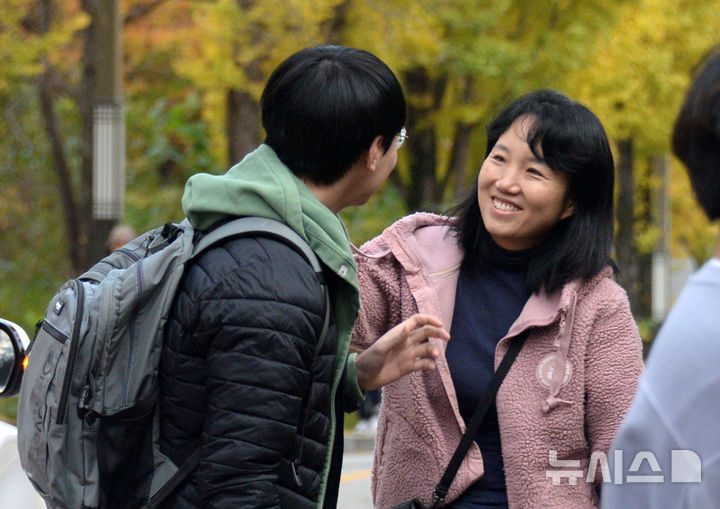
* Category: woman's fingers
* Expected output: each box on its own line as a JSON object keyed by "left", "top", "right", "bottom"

{"left": 413, "top": 357, "right": 438, "bottom": 372}
{"left": 400, "top": 315, "right": 449, "bottom": 338}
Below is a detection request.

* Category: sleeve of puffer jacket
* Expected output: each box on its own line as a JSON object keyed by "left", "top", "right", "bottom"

{"left": 351, "top": 240, "right": 405, "bottom": 352}
{"left": 583, "top": 280, "right": 644, "bottom": 489}
{"left": 190, "top": 237, "right": 326, "bottom": 508}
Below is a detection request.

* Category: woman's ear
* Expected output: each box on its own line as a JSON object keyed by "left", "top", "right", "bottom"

{"left": 561, "top": 199, "right": 575, "bottom": 220}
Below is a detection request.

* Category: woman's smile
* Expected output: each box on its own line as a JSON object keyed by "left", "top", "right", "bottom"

{"left": 491, "top": 197, "right": 522, "bottom": 213}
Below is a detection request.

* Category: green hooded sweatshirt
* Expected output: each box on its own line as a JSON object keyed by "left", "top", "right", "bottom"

{"left": 182, "top": 144, "right": 364, "bottom": 507}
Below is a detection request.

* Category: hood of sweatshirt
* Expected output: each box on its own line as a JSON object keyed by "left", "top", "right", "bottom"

{"left": 183, "top": 144, "right": 358, "bottom": 289}
{"left": 182, "top": 141, "right": 360, "bottom": 358}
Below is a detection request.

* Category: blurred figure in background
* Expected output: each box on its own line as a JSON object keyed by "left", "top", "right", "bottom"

{"left": 354, "top": 389, "right": 381, "bottom": 434}
{"left": 107, "top": 223, "right": 137, "bottom": 253}
{"left": 602, "top": 45, "right": 720, "bottom": 509}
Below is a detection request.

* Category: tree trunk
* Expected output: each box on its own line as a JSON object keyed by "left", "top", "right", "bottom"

{"left": 38, "top": 68, "right": 82, "bottom": 273}
{"left": 226, "top": 0, "right": 263, "bottom": 166}
{"left": 446, "top": 78, "right": 475, "bottom": 203}
{"left": 637, "top": 163, "right": 653, "bottom": 318}
{"left": 226, "top": 88, "right": 261, "bottom": 166}
{"left": 402, "top": 68, "right": 447, "bottom": 211}
{"left": 324, "top": 0, "right": 349, "bottom": 44}
{"left": 447, "top": 123, "right": 473, "bottom": 203}
{"left": 614, "top": 139, "right": 641, "bottom": 313}
{"left": 79, "top": 0, "right": 102, "bottom": 270}
{"left": 407, "top": 126, "right": 437, "bottom": 212}
{"left": 36, "top": 0, "right": 87, "bottom": 274}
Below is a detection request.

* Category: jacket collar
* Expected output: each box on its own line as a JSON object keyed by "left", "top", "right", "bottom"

{"left": 361, "top": 212, "right": 600, "bottom": 331}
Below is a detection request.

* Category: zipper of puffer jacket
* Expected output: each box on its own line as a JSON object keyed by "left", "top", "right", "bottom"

{"left": 56, "top": 279, "right": 85, "bottom": 425}
{"left": 316, "top": 330, "right": 349, "bottom": 509}
{"left": 122, "top": 261, "right": 144, "bottom": 405}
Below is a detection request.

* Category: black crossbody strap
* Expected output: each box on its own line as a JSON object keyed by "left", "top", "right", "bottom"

{"left": 145, "top": 450, "right": 201, "bottom": 509}
{"left": 430, "top": 332, "right": 529, "bottom": 508}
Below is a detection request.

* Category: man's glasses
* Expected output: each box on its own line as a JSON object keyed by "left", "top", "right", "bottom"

{"left": 397, "top": 127, "right": 409, "bottom": 148}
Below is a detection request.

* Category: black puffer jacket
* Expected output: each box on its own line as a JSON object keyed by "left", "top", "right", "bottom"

{"left": 158, "top": 234, "right": 344, "bottom": 508}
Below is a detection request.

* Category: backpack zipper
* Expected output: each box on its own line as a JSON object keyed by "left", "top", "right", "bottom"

{"left": 56, "top": 279, "right": 86, "bottom": 425}
{"left": 41, "top": 320, "right": 68, "bottom": 345}
{"left": 122, "top": 262, "right": 144, "bottom": 405}
{"left": 115, "top": 247, "right": 141, "bottom": 262}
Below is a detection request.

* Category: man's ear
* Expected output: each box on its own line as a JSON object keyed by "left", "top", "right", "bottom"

{"left": 364, "top": 136, "right": 383, "bottom": 172}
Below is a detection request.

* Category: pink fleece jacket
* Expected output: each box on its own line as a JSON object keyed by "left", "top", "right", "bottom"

{"left": 351, "top": 213, "right": 644, "bottom": 509}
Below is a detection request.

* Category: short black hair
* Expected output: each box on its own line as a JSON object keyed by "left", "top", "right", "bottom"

{"left": 450, "top": 89, "right": 615, "bottom": 294}
{"left": 672, "top": 46, "right": 720, "bottom": 220}
{"left": 261, "top": 45, "right": 406, "bottom": 185}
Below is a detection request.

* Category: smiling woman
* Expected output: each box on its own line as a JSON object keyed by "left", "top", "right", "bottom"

{"left": 477, "top": 115, "right": 574, "bottom": 252}
{"left": 453, "top": 89, "right": 616, "bottom": 295}
{"left": 351, "top": 90, "right": 644, "bottom": 509}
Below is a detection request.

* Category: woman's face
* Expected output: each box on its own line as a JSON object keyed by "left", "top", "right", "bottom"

{"left": 477, "top": 116, "right": 574, "bottom": 251}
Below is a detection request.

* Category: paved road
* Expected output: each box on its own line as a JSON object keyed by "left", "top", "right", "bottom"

{"left": 0, "top": 422, "right": 45, "bottom": 508}
{"left": 1, "top": 421, "right": 376, "bottom": 509}
{"left": 337, "top": 450, "right": 374, "bottom": 508}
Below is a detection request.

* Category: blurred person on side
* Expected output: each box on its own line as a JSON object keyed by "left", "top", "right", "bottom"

{"left": 602, "top": 45, "right": 720, "bottom": 509}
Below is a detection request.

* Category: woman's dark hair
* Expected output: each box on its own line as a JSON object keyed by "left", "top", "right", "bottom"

{"left": 672, "top": 46, "right": 720, "bottom": 220}
{"left": 261, "top": 45, "right": 406, "bottom": 185}
{"left": 450, "top": 89, "right": 615, "bottom": 294}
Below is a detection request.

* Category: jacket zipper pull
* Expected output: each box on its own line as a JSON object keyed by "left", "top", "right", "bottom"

{"left": 290, "top": 459, "right": 303, "bottom": 488}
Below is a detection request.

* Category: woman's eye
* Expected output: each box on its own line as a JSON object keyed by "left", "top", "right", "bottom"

{"left": 492, "top": 154, "right": 505, "bottom": 163}
{"left": 527, "top": 168, "right": 544, "bottom": 177}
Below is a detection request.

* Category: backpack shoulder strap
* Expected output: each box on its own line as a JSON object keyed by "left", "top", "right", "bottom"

{"left": 190, "top": 216, "right": 330, "bottom": 355}
{"left": 191, "top": 217, "right": 317, "bottom": 270}
{"left": 147, "top": 217, "right": 332, "bottom": 507}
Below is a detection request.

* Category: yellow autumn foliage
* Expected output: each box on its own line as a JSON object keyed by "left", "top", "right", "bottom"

{"left": 566, "top": 0, "right": 720, "bottom": 262}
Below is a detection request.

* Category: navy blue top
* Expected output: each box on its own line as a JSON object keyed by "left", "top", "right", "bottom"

{"left": 444, "top": 243, "right": 532, "bottom": 508}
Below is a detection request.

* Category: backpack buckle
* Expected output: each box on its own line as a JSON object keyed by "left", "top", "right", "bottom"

{"left": 77, "top": 385, "right": 92, "bottom": 418}
{"left": 160, "top": 223, "right": 182, "bottom": 242}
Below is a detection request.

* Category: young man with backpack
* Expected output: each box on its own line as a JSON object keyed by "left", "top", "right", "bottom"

{"left": 156, "top": 46, "right": 449, "bottom": 508}
{"left": 17, "top": 45, "right": 446, "bottom": 509}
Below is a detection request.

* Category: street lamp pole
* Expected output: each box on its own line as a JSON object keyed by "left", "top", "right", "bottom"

{"left": 89, "top": 0, "right": 124, "bottom": 263}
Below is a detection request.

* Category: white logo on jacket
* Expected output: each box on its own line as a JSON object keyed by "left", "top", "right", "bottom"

{"left": 537, "top": 353, "right": 572, "bottom": 388}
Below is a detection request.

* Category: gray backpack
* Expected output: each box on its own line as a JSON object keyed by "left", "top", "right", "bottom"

{"left": 17, "top": 217, "right": 330, "bottom": 509}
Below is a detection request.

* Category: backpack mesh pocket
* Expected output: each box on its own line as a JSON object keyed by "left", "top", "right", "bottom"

{"left": 97, "top": 397, "right": 156, "bottom": 508}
